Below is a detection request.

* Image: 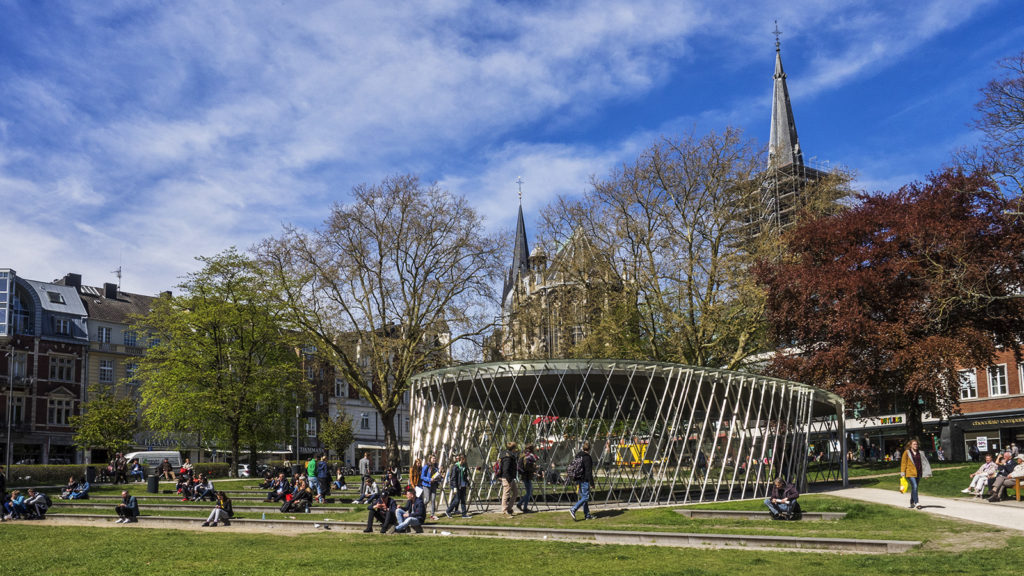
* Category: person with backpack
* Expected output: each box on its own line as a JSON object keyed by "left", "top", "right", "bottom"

{"left": 444, "top": 453, "right": 471, "bottom": 518}
{"left": 498, "top": 442, "right": 520, "bottom": 517}
{"left": 24, "top": 488, "right": 49, "bottom": 519}
{"left": 568, "top": 441, "right": 594, "bottom": 521}
{"left": 517, "top": 444, "right": 538, "bottom": 513}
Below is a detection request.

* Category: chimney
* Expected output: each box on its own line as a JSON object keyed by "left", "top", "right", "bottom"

{"left": 103, "top": 283, "right": 118, "bottom": 299}
{"left": 63, "top": 273, "right": 82, "bottom": 292}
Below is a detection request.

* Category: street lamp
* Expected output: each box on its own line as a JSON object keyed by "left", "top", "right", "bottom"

{"left": 3, "top": 342, "right": 13, "bottom": 479}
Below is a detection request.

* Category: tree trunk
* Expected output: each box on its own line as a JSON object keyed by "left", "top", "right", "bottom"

{"left": 380, "top": 408, "right": 401, "bottom": 470}
{"left": 904, "top": 398, "right": 925, "bottom": 446}
{"left": 229, "top": 423, "right": 241, "bottom": 479}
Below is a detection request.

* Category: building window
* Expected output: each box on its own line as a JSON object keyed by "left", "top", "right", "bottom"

{"left": 99, "top": 359, "right": 114, "bottom": 383}
{"left": 959, "top": 370, "right": 978, "bottom": 400}
{"left": 54, "top": 318, "right": 71, "bottom": 336}
{"left": 12, "top": 353, "right": 27, "bottom": 380}
{"left": 405, "top": 416, "right": 410, "bottom": 432}
{"left": 988, "top": 364, "right": 1008, "bottom": 397}
{"left": 47, "top": 291, "right": 65, "bottom": 304}
{"left": 48, "top": 397, "right": 73, "bottom": 425}
{"left": 9, "top": 396, "right": 24, "bottom": 423}
{"left": 304, "top": 417, "right": 317, "bottom": 437}
{"left": 49, "top": 356, "right": 74, "bottom": 382}
{"left": 334, "top": 378, "right": 348, "bottom": 398}
{"left": 123, "top": 330, "right": 137, "bottom": 347}
{"left": 98, "top": 326, "right": 112, "bottom": 343}
{"left": 125, "top": 362, "right": 137, "bottom": 382}
{"left": 360, "top": 412, "right": 370, "bottom": 430}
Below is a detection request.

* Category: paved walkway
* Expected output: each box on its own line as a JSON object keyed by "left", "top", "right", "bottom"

{"left": 827, "top": 487, "right": 1024, "bottom": 531}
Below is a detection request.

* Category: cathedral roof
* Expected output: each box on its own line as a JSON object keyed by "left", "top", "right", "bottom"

{"left": 768, "top": 36, "right": 803, "bottom": 169}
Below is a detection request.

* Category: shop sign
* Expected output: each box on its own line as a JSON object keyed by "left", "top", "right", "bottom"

{"left": 967, "top": 416, "right": 1024, "bottom": 428}
{"left": 879, "top": 415, "right": 904, "bottom": 425}
{"left": 977, "top": 436, "right": 989, "bottom": 451}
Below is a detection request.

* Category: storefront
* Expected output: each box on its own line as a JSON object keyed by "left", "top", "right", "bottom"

{"left": 845, "top": 413, "right": 945, "bottom": 461}
{"left": 949, "top": 411, "right": 1024, "bottom": 461}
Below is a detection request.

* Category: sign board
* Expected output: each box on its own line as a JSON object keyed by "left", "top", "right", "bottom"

{"left": 976, "top": 436, "right": 989, "bottom": 451}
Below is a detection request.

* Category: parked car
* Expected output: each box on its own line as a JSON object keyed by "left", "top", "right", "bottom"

{"left": 238, "top": 464, "right": 252, "bottom": 477}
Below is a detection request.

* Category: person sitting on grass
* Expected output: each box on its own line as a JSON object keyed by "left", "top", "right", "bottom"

{"left": 363, "top": 490, "right": 396, "bottom": 533}
{"left": 202, "top": 491, "right": 233, "bottom": 527}
{"left": 282, "top": 479, "right": 313, "bottom": 513}
{"left": 192, "top": 474, "right": 215, "bottom": 502}
{"left": 963, "top": 453, "right": 998, "bottom": 497}
{"left": 24, "top": 488, "right": 49, "bottom": 520}
{"left": 69, "top": 479, "right": 90, "bottom": 500}
{"left": 115, "top": 490, "right": 139, "bottom": 523}
{"left": 355, "top": 475, "right": 378, "bottom": 504}
{"left": 5, "top": 489, "right": 26, "bottom": 520}
{"left": 393, "top": 487, "right": 426, "bottom": 533}
{"left": 763, "top": 477, "right": 799, "bottom": 519}
{"left": 59, "top": 476, "right": 79, "bottom": 500}
{"left": 266, "top": 473, "right": 291, "bottom": 502}
{"left": 177, "top": 471, "right": 194, "bottom": 500}
{"left": 333, "top": 464, "right": 348, "bottom": 491}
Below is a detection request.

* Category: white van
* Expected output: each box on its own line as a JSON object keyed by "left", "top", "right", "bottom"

{"left": 124, "top": 451, "right": 182, "bottom": 474}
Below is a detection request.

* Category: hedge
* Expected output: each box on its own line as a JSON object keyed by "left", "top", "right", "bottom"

{"left": 4, "top": 462, "right": 235, "bottom": 486}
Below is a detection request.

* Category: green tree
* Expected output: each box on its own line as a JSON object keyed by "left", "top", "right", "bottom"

{"left": 258, "top": 174, "right": 504, "bottom": 467}
{"left": 71, "top": 386, "right": 138, "bottom": 457}
{"left": 134, "top": 249, "right": 306, "bottom": 475}
{"left": 318, "top": 414, "right": 355, "bottom": 461}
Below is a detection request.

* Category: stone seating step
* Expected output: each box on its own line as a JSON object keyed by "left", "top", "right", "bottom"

{"left": 675, "top": 509, "right": 846, "bottom": 521}
{"left": 42, "top": 514, "right": 917, "bottom": 554}
{"left": 50, "top": 502, "right": 354, "bottom": 514}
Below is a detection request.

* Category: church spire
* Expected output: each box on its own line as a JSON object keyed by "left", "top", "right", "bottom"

{"left": 768, "top": 22, "right": 803, "bottom": 169}
{"left": 502, "top": 179, "right": 530, "bottom": 303}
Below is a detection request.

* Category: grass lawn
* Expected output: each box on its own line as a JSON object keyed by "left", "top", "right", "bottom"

{"left": 11, "top": 472, "right": 1022, "bottom": 575}
{"left": 0, "top": 522, "right": 1021, "bottom": 576}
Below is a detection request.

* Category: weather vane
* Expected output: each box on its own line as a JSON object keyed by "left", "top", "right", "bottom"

{"left": 773, "top": 20, "right": 781, "bottom": 50}
{"left": 515, "top": 176, "right": 524, "bottom": 203}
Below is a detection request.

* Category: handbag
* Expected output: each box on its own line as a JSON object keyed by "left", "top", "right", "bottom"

{"left": 899, "top": 476, "right": 908, "bottom": 493}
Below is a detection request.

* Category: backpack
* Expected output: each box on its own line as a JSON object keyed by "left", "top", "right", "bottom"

{"left": 519, "top": 454, "right": 536, "bottom": 476}
{"left": 492, "top": 459, "right": 501, "bottom": 478}
{"left": 43, "top": 493, "right": 53, "bottom": 508}
{"left": 566, "top": 455, "right": 585, "bottom": 482}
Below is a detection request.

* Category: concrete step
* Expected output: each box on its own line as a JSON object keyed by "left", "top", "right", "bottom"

{"left": 675, "top": 509, "right": 846, "bottom": 521}
{"left": 41, "top": 513, "right": 918, "bottom": 554}
{"left": 50, "top": 502, "right": 354, "bottom": 514}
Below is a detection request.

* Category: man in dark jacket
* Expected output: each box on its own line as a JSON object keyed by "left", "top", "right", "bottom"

{"left": 363, "top": 491, "right": 396, "bottom": 533}
{"left": 764, "top": 477, "right": 799, "bottom": 518}
{"left": 394, "top": 487, "right": 426, "bottom": 533}
{"left": 517, "top": 444, "right": 538, "bottom": 513}
{"left": 989, "top": 451, "right": 1019, "bottom": 502}
{"left": 498, "top": 442, "right": 519, "bottom": 517}
{"left": 569, "top": 441, "right": 594, "bottom": 521}
{"left": 315, "top": 454, "right": 331, "bottom": 503}
{"left": 115, "top": 490, "right": 139, "bottom": 523}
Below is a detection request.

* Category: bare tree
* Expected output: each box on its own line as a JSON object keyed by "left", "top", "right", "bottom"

{"left": 973, "top": 51, "right": 1024, "bottom": 193}
{"left": 257, "top": 175, "right": 504, "bottom": 467}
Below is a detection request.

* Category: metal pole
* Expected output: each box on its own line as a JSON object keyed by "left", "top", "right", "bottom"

{"left": 295, "top": 405, "right": 300, "bottom": 463}
{"left": 5, "top": 345, "right": 13, "bottom": 478}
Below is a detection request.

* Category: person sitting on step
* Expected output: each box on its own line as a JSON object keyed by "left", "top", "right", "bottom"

{"left": 202, "top": 491, "right": 233, "bottom": 527}
{"left": 763, "top": 477, "right": 800, "bottom": 520}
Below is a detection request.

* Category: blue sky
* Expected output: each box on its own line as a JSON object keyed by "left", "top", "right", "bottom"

{"left": 1, "top": 1, "right": 1021, "bottom": 295}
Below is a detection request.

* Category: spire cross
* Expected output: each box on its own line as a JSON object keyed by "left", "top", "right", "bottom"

{"left": 773, "top": 21, "right": 781, "bottom": 51}
{"left": 515, "top": 176, "right": 524, "bottom": 203}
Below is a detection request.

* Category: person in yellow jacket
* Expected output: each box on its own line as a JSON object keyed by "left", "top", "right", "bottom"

{"left": 900, "top": 438, "right": 932, "bottom": 509}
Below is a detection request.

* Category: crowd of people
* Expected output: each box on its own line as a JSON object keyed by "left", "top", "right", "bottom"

{"left": 960, "top": 450, "right": 1024, "bottom": 502}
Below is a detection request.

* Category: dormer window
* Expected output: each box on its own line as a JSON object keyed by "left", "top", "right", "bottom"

{"left": 47, "top": 291, "right": 65, "bottom": 304}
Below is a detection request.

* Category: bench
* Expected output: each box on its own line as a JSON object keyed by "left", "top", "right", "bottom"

{"left": 1014, "top": 478, "right": 1022, "bottom": 502}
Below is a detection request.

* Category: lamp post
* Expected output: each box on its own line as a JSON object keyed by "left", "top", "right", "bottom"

{"left": 3, "top": 342, "right": 13, "bottom": 479}
{"left": 295, "top": 405, "right": 300, "bottom": 464}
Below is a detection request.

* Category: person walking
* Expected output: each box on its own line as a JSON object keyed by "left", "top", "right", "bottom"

{"left": 358, "top": 452, "right": 371, "bottom": 497}
{"left": 516, "top": 444, "right": 538, "bottom": 513}
{"left": 569, "top": 441, "right": 594, "bottom": 521}
{"left": 444, "top": 453, "right": 470, "bottom": 518}
{"left": 900, "top": 438, "right": 931, "bottom": 509}
{"left": 498, "top": 442, "right": 519, "bottom": 517}
{"left": 419, "top": 454, "right": 441, "bottom": 520}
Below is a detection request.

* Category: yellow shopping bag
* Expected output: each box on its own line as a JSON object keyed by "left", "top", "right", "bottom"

{"left": 899, "top": 476, "right": 908, "bottom": 494}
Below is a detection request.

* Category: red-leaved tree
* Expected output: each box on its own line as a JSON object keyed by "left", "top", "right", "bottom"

{"left": 757, "top": 168, "right": 1024, "bottom": 439}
